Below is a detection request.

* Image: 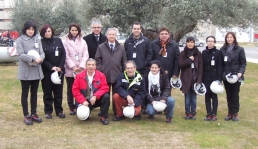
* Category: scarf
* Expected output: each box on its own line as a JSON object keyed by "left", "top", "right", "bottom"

{"left": 226, "top": 44, "right": 235, "bottom": 62}
{"left": 159, "top": 39, "right": 170, "bottom": 56}
{"left": 148, "top": 71, "right": 160, "bottom": 97}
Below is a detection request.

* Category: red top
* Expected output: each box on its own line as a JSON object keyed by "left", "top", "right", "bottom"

{"left": 72, "top": 69, "right": 109, "bottom": 104}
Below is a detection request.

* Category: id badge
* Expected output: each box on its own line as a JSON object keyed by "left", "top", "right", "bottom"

{"left": 191, "top": 63, "right": 194, "bottom": 68}
{"left": 75, "top": 55, "right": 79, "bottom": 61}
{"left": 224, "top": 56, "right": 228, "bottom": 62}
{"left": 163, "top": 52, "right": 167, "bottom": 57}
{"left": 133, "top": 52, "right": 137, "bottom": 58}
{"left": 211, "top": 60, "right": 215, "bottom": 66}
{"left": 55, "top": 50, "right": 59, "bottom": 56}
{"left": 35, "top": 42, "right": 39, "bottom": 48}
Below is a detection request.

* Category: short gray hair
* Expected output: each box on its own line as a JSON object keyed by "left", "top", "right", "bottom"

{"left": 125, "top": 60, "right": 136, "bottom": 68}
{"left": 105, "top": 28, "right": 117, "bottom": 36}
{"left": 86, "top": 58, "right": 96, "bottom": 65}
{"left": 91, "top": 20, "right": 102, "bottom": 28}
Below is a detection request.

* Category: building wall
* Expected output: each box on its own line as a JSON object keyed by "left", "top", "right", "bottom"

{"left": 0, "top": 0, "right": 14, "bottom": 31}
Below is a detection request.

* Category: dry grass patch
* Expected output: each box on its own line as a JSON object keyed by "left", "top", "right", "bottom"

{"left": 0, "top": 63, "right": 258, "bottom": 148}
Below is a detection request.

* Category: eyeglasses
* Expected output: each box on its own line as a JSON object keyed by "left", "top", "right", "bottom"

{"left": 92, "top": 27, "right": 101, "bottom": 29}
{"left": 207, "top": 41, "right": 215, "bottom": 43}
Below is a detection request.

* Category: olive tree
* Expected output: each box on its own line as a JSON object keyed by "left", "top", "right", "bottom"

{"left": 10, "top": 0, "right": 82, "bottom": 36}
{"left": 84, "top": 0, "right": 258, "bottom": 42}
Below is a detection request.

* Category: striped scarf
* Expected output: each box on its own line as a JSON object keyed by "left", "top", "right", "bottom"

{"left": 159, "top": 39, "right": 170, "bottom": 56}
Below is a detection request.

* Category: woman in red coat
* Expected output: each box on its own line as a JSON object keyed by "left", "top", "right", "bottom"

{"left": 179, "top": 36, "right": 203, "bottom": 120}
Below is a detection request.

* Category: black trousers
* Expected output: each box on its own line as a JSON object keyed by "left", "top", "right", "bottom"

{"left": 223, "top": 81, "right": 241, "bottom": 114}
{"left": 87, "top": 93, "right": 110, "bottom": 118}
{"left": 66, "top": 77, "right": 77, "bottom": 110}
{"left": 20, "top": 80, "right": 40, "bottom": 116}
{"left": 205, "top": 92, "right": 218, "bottom": 115}
{"left": 41, "top": 75, "right": 64, "bottom": 115}
{"left": 108, "top": 83, "right": 116, "bottom": 115}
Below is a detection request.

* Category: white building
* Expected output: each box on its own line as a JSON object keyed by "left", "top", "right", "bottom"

{"left": 0, "top": 0, "right": 13, "bottom": 31}
{"left": 196, "top": 23, "right": 255, "bottom": 42}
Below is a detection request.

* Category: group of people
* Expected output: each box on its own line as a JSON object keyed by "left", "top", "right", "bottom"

{"left": 16, "top": 20, "right": 246, "bottom": 125}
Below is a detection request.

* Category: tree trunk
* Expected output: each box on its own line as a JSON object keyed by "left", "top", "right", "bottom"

{"left": 142, "top": 29, "right": 159, "bottom": 41}
{"left": 172, "top": 23, "right": 197, "bottom": 43}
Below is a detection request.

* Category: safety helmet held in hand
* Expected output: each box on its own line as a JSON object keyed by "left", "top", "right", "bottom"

{"left": 153, "top": 101, "right": 167, "bottom": 112}
{"left": 51, "top": 71, "right": 62, "bottom": 84}
{"left": 210, "top": 81, "right": 224, "bottom": 94}
{"left": 123, "top": 106, "right": 134, "bottom": 118}
{"left": 194, "top": 83, "right": 206, "bottom": 95}
{"left": 77, "top": 104, "right": 90, "bottom": 120}
{"left": 27, "top": 50, "right": 40, "bottom": 66}
{"left": 226, "top": 73, "right": 238, "bottom": 84}
{"left": 170, "top": 77, "right": 182, "bottom": 89}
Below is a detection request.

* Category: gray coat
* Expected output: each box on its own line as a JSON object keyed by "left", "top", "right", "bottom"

{"left": 95, "top": 40, "right": 127, "bottom": 84}
{"left": 16, "top": 35, "right": 45, "bottom": 80}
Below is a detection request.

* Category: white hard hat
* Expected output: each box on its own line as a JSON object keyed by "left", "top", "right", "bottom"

{"left": 194, "top": 83, "right": 206, "bottom": 95}
{"left": 210, "top": 81, "right": 224, "bottom": 94}
{"left": 77, "top": 104, "right": 90, "bottom": 120}
{"left": 27, "top": 50, "right": 40, "bottom": 66}
{"left": 226, "top": 73, "right": 238, "bottom": 84}
{"left": 51, "top": 71, "right": 62, "bottom": 84}
{"left": 170, "top": 77, "right": 182, "bottom": 89}
{"left": 123, "top": 106, "right": 134, "bottom": 118}
{"left": 153, "top": 101, "right": 167, "bottom": 112}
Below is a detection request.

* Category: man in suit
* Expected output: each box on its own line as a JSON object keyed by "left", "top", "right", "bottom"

{"left": 83, "top": 20, "right": 107, "bottom": 58}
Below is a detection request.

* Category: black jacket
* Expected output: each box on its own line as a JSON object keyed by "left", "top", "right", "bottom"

{"left": 41, "top": 37, "right": 66, "bottom": 77}
{"left": 83, "top": 32, "right": 107, "bottom": 58}
{"left": 144, "top": 70, "right": 171, "bottom": 104}
{"left": 124, "top": 34, "right": 153, "bottom": 75}
{"left": 202, "top": 46, "right": 222, "bottom": 93}
{"left": 151, "top": 38, "right": 180, "bottom": 79}
{"left": 220, "top": 45, "right": 246, "bottom": 81}
{"left": 115, "top": 72, "right": 146, "bottom": 107}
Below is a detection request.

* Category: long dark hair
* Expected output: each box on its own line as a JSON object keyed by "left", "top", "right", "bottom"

{"left": 222, "top": 32, "right": 239, "bottom": 48}
{"left": 68, "top": 23, "right": 82, "bottom": 40}
{"left": 22, "top": 21, "right": 37, "bottom": 37}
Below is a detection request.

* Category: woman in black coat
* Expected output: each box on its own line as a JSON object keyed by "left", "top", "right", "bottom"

{"left": 220, "top": 32, "right": 246, "bottom": 121}
{"left": 40, "top": 24, "right": 66, "bottom": 119}
{"left": 202, "top": 36, "right": 222, "bottom": 121}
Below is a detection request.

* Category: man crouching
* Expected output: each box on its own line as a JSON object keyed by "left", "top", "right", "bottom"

{"left": 113, "top": 60, "right": 146, "bottom": 121}
{"left": 72, "top": 58, "right": 110, "bottom": 125}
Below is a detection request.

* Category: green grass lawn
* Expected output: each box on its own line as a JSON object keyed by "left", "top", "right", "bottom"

{"left": 0, "top": 63, "right": 257, "bottom": 149}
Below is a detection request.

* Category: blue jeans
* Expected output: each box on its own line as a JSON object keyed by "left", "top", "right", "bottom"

{"left": 147, "top": 96, "right": 175, "bottom": 118}
{"left": 184, "top": 89, "right": 197, "bottom": 114}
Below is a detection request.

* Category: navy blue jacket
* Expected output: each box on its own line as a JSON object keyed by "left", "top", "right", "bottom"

{"left": 115, "top": 72, "right": 146, "bottom": 107}
{"left": 151, "top": 38, "right": 180, "bottom": 79}
{"left": 124, "top": 34, "right": 153, "bottom": 75}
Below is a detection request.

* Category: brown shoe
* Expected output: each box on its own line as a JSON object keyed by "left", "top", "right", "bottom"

{"left": 211, "top": 115, "right": 217, "bottom": 121}
{"left": 232, "top": 113, "right": 239, "bottom": 121}
{"left": 204, "top": 115, "right": 211, "bottom": 121}
{"left": 185, "top": 113, "right": 191, "bottom": 120}
{"left": 191, "top": 113, "right": 196, "bottom": 120}
{"left": 166, "top": 118, "right": 172, "bottom": 123}
{"left": 224, "top": 114, "right": 233, "bottom": 121}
